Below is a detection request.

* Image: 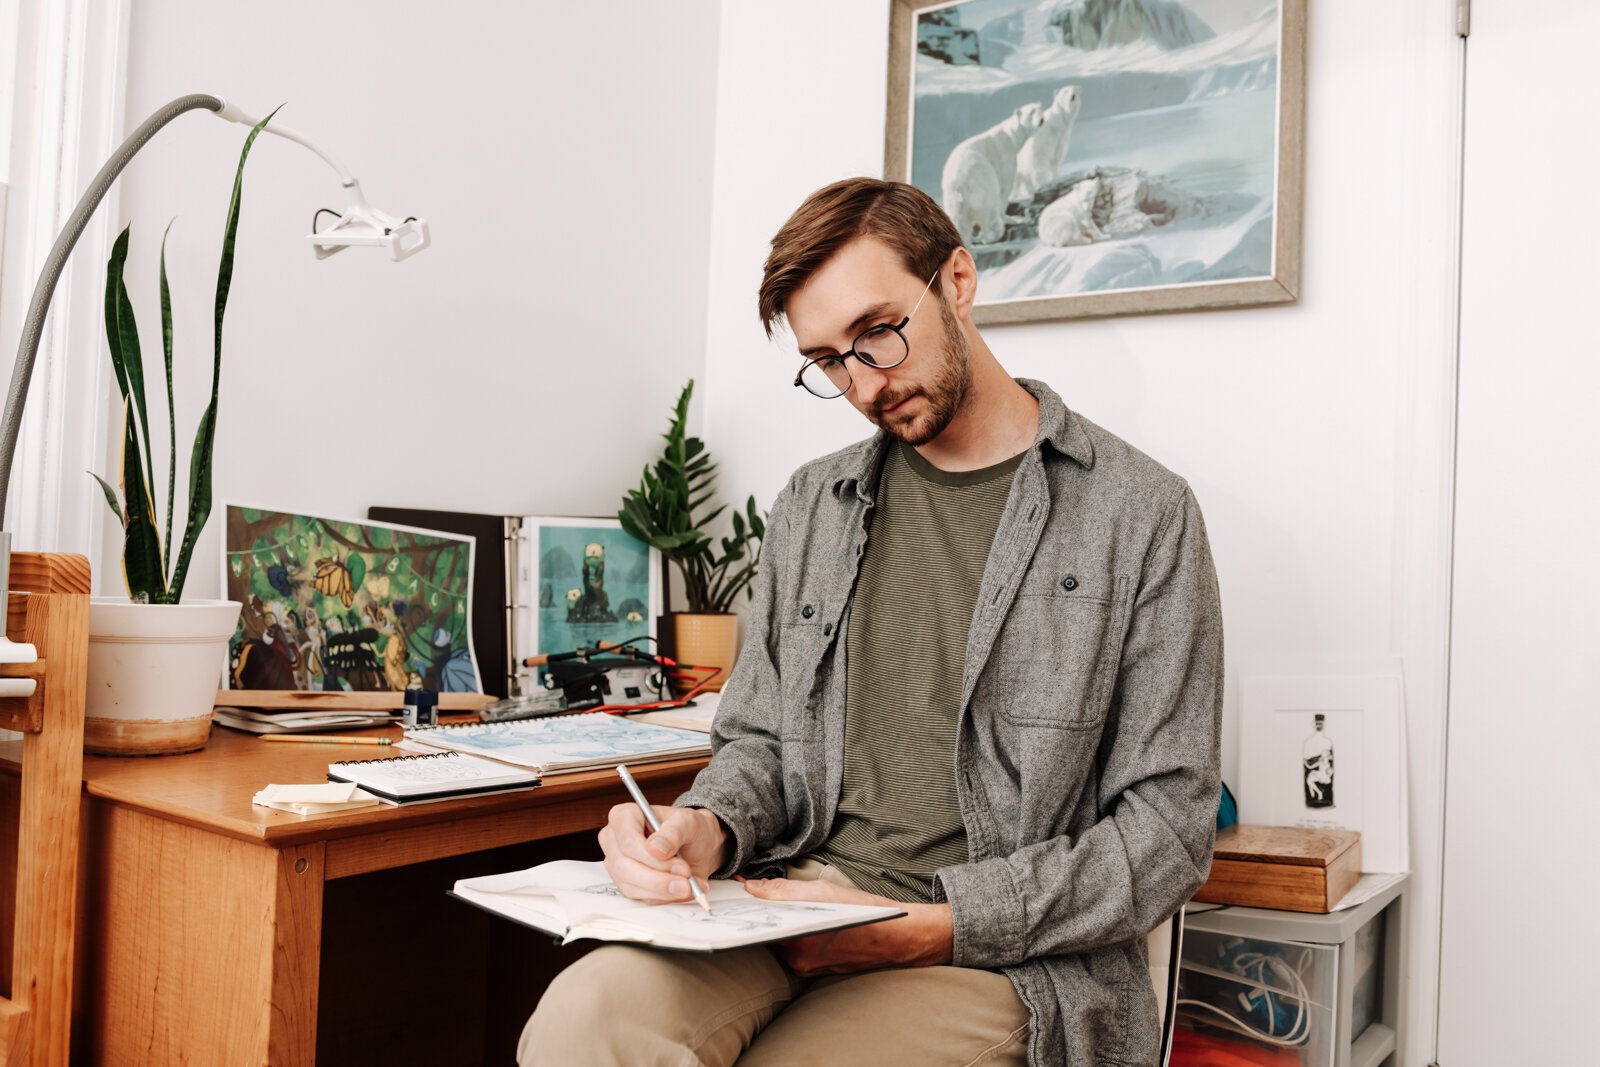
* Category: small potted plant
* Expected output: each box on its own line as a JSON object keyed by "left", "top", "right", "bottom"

{"left": 619, "top": 380, "right": 764, "bottom": 691}
{"left": 82, "top": 113, "right": 272, "bottom": 755}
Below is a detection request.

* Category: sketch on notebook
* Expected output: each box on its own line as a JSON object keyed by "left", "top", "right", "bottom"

{"left": 575, "top": 880, "right": 838, "bottom": 933}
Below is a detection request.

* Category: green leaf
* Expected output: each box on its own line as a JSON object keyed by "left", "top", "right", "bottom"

{"left": 88, "top": 472, "right": 126, "bottom": 527}
{"left": 104, "top": 227, "right": 162, "bottom": 560}
{"left": 118, "top": 397, "right": 166, "bottom": 603}
{"left": 159, "top": 220, "right": 177, "bottom": 586}
{"left": 108, "top": 227, "right": 158, "bottom": 509}
{"left": 348, "top": 552, "right": 367, "bottom": 592}
{"left": 167, "top": 105, "right": 278, "bottom": 601}
{"left": 103, "top": 227, "right": 134, "bottom": 402}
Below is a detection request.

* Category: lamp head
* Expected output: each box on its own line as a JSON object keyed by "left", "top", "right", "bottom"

{"left": 210, "top": 98, "right": 430, "bottom": 262}
{"left": 310, "top": 199, "right": 430, "bottom": 261}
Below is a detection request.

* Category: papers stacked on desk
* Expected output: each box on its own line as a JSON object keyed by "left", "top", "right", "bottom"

{"left": 217, "top": 706, "right": 396, "bottom": 734}
{"left": 405, "top": 711, "right": 710, "bottom": 774}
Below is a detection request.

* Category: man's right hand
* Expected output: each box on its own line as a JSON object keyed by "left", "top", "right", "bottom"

{"left": 598, "top": 804, "right": 729, "bottom": 904}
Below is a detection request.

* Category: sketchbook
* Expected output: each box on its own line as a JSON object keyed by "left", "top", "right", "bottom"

{"left": 404, "top": 711, "right": 710, "bottom": 774}
{"left": 326, "top": 750, "right": 541, "bottom": 805}
{"left": 451, "top": 860, "right": 905, "bottom": 953}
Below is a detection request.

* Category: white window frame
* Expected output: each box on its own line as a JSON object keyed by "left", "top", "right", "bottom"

{"left": 0, "top": 0, "right": 129, "bottom": 580}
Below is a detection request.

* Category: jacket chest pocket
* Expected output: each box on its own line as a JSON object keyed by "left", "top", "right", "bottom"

{"left": 986, "top": 574, "right": 1129, "bottom": 729}
{"left": 776, "top": 596, "right": 831, "bottom": 732}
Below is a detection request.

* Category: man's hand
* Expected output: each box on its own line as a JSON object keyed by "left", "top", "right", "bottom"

{"left": 740, "top": 877, "right": 955, "bottom": 977}
{"left": 598, "top": 804, "right": 728, "bottom": 903}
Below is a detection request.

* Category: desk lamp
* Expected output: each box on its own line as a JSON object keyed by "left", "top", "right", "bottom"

{"left": 0, "top": 93, "right": 428, "bottom": 686}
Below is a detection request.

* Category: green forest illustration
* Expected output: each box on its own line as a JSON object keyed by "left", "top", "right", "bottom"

{"left": 224, "top": 505, "right": 480, "bottom": 692}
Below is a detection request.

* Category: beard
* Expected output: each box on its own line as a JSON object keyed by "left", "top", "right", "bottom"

{"left": 869, "top": 295, "right": 972, "bottom": 447}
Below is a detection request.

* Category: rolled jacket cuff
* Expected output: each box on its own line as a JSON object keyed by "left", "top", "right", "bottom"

{"left": 935, "top": 856, "right": 1029, "bottom": 969}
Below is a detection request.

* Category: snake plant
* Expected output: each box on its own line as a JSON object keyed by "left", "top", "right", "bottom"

{"left": 90, "top": 108, "right": 277, "bottom": 603}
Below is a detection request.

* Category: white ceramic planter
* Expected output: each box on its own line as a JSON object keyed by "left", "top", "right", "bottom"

{"left": 85, "top": 598, "right": 242, "bottom": 756}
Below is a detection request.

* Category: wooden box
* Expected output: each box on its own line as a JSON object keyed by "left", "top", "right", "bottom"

{"left": 1193, "top": 825, "right": 1362, "bottom": 913}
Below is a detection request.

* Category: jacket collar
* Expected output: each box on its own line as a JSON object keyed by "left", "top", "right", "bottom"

{"left": 829, "top": 378, "right": 1094, "bottom": 503}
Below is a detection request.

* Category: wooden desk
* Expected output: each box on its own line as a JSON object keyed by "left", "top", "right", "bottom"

{"left": 0, "top": 722, "right": 707, "bottom": 1065}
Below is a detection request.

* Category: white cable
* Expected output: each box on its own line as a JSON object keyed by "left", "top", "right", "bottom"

{"left": 1175, "top": 947, "right": 1315, "bottom": 1048}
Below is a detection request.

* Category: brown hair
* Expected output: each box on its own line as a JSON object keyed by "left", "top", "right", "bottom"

{"left": 758, "top": 178, "right": 963, "bottom": 338}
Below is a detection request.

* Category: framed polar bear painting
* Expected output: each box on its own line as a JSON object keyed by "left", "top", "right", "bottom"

{"left": 886, "top": 0, "right": 1306, "bottom": 323}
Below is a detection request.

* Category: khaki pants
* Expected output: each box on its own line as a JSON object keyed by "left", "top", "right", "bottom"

{"left": 518, "top": 859, "right": 1030, "bottom": 1067}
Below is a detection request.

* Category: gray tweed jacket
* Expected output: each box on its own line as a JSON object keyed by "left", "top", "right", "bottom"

{"left": 677, "top": 378, "right": 1224, "bottom": 1066}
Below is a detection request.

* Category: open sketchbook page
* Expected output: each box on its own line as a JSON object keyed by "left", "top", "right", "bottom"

{"left": 452, "top": 860, "right": 905, "bottom": 952}
{"left": 406, "top": 712, "right": 709, "bottom": 773}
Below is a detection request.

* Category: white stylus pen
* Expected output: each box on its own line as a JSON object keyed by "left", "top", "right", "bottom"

{"left": 616, "top": 763, "right": 712, "bottom": 913}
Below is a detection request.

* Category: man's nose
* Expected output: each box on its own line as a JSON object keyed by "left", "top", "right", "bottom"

{"left": 851, "top": 359, "right": 891, "bottom": 405}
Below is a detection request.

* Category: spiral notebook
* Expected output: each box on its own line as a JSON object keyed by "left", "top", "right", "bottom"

{"left": 326, "top": 750, "right": 541, "bottom": 805}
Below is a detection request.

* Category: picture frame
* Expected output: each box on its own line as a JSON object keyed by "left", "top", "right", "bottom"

{"left": 514, "top": 516, "right": 662, "bottom": 690}
{"left": 221, "top": 502, "right": 483, "bottom": 695}
{"left": 1238, "top": 670, "right": 1409, "bottom": 874}
{"left": 885, "top": 0, "right": 1306, "bottom": 324}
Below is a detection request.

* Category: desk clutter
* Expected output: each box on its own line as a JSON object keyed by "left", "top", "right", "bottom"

{"left": 247, "top": 710, "right": 709, "bottom": 813}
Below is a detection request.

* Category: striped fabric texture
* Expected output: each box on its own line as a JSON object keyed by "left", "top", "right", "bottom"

{"left": 812, "top": 440, "right": 1024, "bottom": 902}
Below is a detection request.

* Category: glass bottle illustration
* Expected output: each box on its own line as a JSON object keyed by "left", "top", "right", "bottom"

{"left": 1302, "top": 713, "right": 1335, "bottom": 808}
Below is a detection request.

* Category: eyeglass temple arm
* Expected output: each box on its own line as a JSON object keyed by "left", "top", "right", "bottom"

{"left": 907, "top": 268, "right": 941, "bottom": 318}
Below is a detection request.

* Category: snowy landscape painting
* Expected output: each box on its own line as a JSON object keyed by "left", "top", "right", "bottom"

{"left": 886, "top": 0, "right": 1304, "bottom": 322}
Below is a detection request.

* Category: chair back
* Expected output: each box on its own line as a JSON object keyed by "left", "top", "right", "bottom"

{"left": 0, "top": 553, "right": 90, "bottom": 1067}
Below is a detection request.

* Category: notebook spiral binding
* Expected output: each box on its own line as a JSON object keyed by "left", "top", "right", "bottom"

{"left": 329, "top": 751, "right": 461, "bottom": 768}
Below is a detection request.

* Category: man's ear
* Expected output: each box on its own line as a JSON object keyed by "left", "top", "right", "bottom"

{"left": 946, "top": 246, "right": 980, "bottom": 322}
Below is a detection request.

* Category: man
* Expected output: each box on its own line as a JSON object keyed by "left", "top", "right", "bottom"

{"left": 522, "top": 178, "right": 1223, "bottom": 1066}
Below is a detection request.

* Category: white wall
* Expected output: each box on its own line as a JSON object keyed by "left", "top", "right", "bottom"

{"left": 110, "top": 0, "right": 720, "bottom": 599}
{"left": 699, "top": 3, "right": 1462, "bottom": 1064}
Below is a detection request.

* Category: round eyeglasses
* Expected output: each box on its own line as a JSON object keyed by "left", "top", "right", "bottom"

{"left": 793, "top": 270, "right": 940, "bottom": 399}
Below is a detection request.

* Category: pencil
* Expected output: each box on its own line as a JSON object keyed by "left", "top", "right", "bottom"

{"left": 259, "top": 734, "right": 393, "bottom": 745}
{"left": 616, "top": 763, "right": 712, "bottom": 913}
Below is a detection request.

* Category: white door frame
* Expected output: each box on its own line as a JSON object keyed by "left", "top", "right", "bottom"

{"left": 1388, "top": 5, "right": 1468, "bottom": 1066}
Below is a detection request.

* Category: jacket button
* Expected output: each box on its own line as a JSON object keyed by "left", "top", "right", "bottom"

{"left": 1061, "top": 575, "right": 1078, "bottom": 592}
{"left": 801, "top": 604, "right": 814, "bottom": 619}
{"left": 823, "top": 622, "right": 833, "bottom": 636}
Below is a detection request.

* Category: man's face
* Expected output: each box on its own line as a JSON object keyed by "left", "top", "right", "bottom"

{"left": 787, "top": 236, "right": 971, "bottom": 447}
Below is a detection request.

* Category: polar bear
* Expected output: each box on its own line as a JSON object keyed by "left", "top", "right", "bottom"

{"left": 1038, "top": 176, "right": 1106, "bottom": 247}
{"left": 941, "top": 102, "right": 1045, "bottom": 245}
{"left": 1013, "top": 85, "right": 1082, "bottom": 201}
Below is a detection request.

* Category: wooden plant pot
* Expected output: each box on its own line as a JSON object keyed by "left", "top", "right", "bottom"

{"left": 85, "top": 598, "right": 243, "bottom": 755}
{"left": 671, "top": 612, "right": 739, "bottom": 693}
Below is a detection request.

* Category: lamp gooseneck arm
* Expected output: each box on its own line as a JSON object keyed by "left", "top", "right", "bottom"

{"left": 0, "top": 92, "right": 224, "bottom": 528}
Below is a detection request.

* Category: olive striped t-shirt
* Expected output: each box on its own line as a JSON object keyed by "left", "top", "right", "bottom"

{"left": 811, "top": 440, "right": 1025, "bottom": 903}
